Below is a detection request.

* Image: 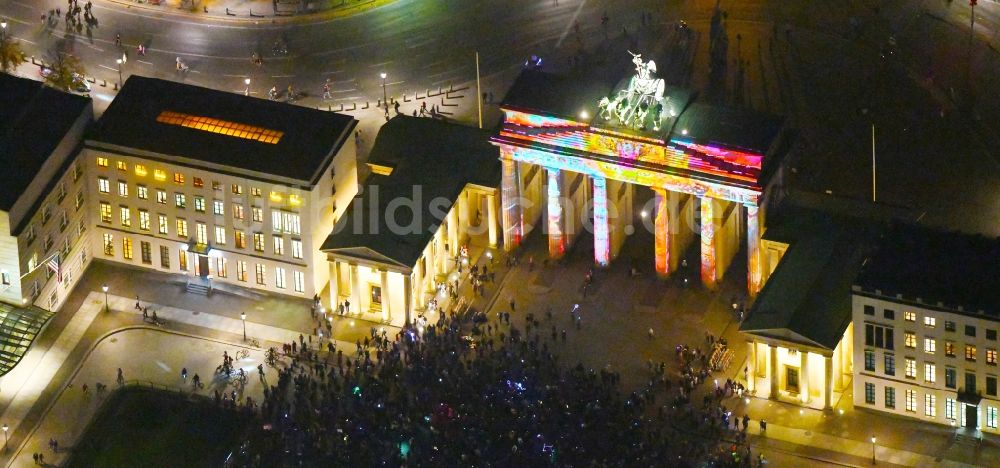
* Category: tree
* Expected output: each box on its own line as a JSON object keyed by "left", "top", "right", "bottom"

{"left": 42, "top": 49, "right": 86, "bottom": 92}
{"left": 0, "top": 34, "right": 26, "bottom": 73}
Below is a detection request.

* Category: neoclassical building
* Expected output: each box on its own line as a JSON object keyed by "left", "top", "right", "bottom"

{"left": 322, "top": 116, "right": 500, "bottom": 326}
{"left": 84, "top": 76, "right": 358, "bottom": 299}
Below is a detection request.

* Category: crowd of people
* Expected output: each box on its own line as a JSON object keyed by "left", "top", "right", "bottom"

{"left": 219, "top": 296, "right": 763, "bottom": 466}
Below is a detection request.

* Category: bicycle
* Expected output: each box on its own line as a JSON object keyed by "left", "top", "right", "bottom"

{"left": 248, "top": 338, "right": 260, "bottom": 348}
{"left": 235, "top": 349, "right": 249, "bottom": 360}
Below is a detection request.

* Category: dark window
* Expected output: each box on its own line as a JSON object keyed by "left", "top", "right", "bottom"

{"left": 988, "top": 330, "right": 997, "bottom": 341}
{"left": 884, "top": 309, "right": 895, "bottom": 320}
{"left": 864, "top": 305, "right": 875, "bottom": 316}
{"left": 885, "top": 387, "right": 895, "bottom": 409}
{"left": 966, "top": 372, "right": 977, "bottom": 393}
{"left": 988, "top": 376, "right": 998, "bottom": 397}
{"left": 875, "top": 328, "right": 884, "bottom": 348}
{"left": 945, "top": 321, "right": 956, "bottom": 332}
{"left": 966, "top": 325, "right": 976, "bottom": 337}
{"left": 946, "top": 368, "right": 956, "bottom": 389}
{"left": 866, "top": 324, "right": 874, "bottom": 347}
{"left": 885, "top": 355, "right": 895, "bottom": 376}
{"left": 886, "top": 328, "right": 894, "bottom": 350}
{"left": 865, "top": 382, "right": 875, "bottom": 404}
{"left": 865, "top": 350, "right": 876, "bottom": 371}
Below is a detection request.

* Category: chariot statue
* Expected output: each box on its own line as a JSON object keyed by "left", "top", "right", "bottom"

{"left": 597, "top": 51, "right": 669, "bottom": 131}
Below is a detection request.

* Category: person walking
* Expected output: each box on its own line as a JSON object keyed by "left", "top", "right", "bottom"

{"left": 116, "top": 367, "right": 124, "bottom": 386}
{"left": 181, "top": 367, "right": 188, "bottom": 380}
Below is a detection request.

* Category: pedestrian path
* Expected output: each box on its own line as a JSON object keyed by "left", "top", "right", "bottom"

{"left": 0, "top": 294, "right": 102, "bottom": 456}
{"left": 750, "top": 420, "right": 945, "bottom": 467}
{"left": 97, "top": 0, "right": 397, "bottom": 24}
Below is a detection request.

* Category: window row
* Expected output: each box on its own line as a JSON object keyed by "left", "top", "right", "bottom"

{"left": 864, "top": 305, "right": 998, "bottom": 340}
{"left": 863, "top": 383, "right": 1000, "bottom": 428}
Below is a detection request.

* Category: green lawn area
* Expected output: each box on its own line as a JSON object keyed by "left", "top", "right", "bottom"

{"left": 68, "top": 388, "right": 248, "bottom": 468}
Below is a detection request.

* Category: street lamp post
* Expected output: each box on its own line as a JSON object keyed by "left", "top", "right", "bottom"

{"left": 380, "top": 72, "right": 388, "bottom": 118}
{"left": 240, "top": 312, "right": 247, "bottom": 341}
{"left": 244, "top": 78, "right": 251, "bottom": 96}
{"left": 871, "top": 435, "right": 876, "bottom": 465}
{"left": 102, "top": 284, "right": 109, "bottom": 312}
{"left": 115, "top": 58, "right": 123, "bottom": 87}
{"left": 1, "top": 19, "right": 7, "bottom": 42}
{"left": 2, "top": 423, "right": 7, "bottom": 452}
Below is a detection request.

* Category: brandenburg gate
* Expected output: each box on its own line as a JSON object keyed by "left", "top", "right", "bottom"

{"left": 491, "top": 53, "right": 787, "bottom": 294}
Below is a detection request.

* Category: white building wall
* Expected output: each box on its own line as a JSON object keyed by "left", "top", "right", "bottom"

{"left": 0, "top": 212, "right": 23, "bottom": 305}
{"left": 853, "top": 292, "right": 1000, "bottom": 433}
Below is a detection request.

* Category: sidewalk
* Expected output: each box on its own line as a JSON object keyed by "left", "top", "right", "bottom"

{"left": 97, "top": 0, "right": 398, "bottom": 23}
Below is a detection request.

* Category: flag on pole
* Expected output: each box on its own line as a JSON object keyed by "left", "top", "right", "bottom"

{"left": 47, "top": 254, "right": 61, "bottom": 283}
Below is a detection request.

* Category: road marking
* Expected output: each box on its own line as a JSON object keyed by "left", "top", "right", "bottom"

{"left": 322, "top": 70, "right": 344, "bottom": 75}
{"left": 368, "top": 60, "right": 393, "bottom": 68}
{"left": 136, "top": 60, "right": 154, "bottom": 65}
{"left": 98, "top": 64, "right": 118, "bottom": 72}
{"left": 13, "top": 37, "right": 36, "bottom": 45}
{"left": 222, "top": 74, "right": 248, "bottom": 77}
{"left": 387, "top": 80, "right": 405, "bottom": 86}
{"left": 333, "top": 96, "right": 362, "bottom": 102}
{"left": 555, "top": 0, "right": 588, "bottom": 49}
{"left": 431, "top": 78, "right": 452, "bottom": 86}
{"left": 271, "top": 74, "right": 296, "bottom": 78}
{"left": 333, "top": 88, "right": 357, "bottom": 93}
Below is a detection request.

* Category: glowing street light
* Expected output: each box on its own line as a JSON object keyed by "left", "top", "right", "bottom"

{"left": 2, "top": 423, "right": 8, "bottom": 452}
{"left": 240, "top": 312, "right": 247, "bottom": 341}
{"left": 1, "top": 19, "right": 7, "bottom": 42}
{"left": 244, "top": 78, "right": 251, "bottom": 96}
{"left": 115, "top": 59, "right": 123, "bottom": 87}
{"left": 380, "top": 72, "right": 388, "bottom": 118}
{"left": 102, "top": 284, "right": 109, "bottom": 312}
{"left": 871, "top": 435, "right": 876, "bottom": 465}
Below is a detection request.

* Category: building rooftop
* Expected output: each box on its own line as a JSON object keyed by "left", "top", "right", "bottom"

{"left": 0, "top": 74, "right": 90, "bottom": 211}
{"left": 742, "top": 207, "right": 879, "bottom": 351}
{"left": 90, "top": 76, "right": 356, "bottom": 185}
{"left": 0, "top": 303, "right": 56, "bottom": 376}
{"left": 321, "top": 116, "right": 500, "bottom": 269}
{"left": 672, "top": 102, "right": 785, "bottom": 156}
{"left": 855, "top": 224, "right": 1000, "bottom": 317}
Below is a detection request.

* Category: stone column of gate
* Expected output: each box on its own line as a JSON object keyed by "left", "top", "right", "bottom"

{"left": 500, "top": 148, "right": 523, "bottom": 251}
{"left": 547, "top": 168, "right": 566, "bottom": 259}
{"left": 592, "top": 176, "right": 610, "bottom": 267}
{"left": 653, "top": 188, "right": 670, "bottom": 276}
{"left": 700, "top": 196, "right": 718, "bottom": 289}
{"left": 746, "top": 204, "right": 763, "bottom": 296}
{"left": 487, "top": 192, "right": 499, "bottom": 248}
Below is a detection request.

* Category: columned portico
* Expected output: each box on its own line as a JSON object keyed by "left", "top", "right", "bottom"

{"left": 379, "top": 269, "right": 390, "bottom": 322}
{"left": 769, "top": 344, "right": 779, "bottom": 399}
{"left": 487, "top": 193, "right": 499, "bottom": 248}
{"left": 500, "top": 153, "right": 522, "bottom": 251}
{"left": 746, "top": 204, "right": 763, "bottom": 295}
{"left": 349, "top": 263, "right": 361, "bottom": 314}
{"left": 329, "top": 260, "right": 341, "bottom": 311}
{"left": 800, "top": 350, "right": 810, "bottom": 403}
{"left": 700, "top": 197, "right": 717, "bottom": 288}
{"left": 654, "top": 188, "right": 670, "bottom": 276}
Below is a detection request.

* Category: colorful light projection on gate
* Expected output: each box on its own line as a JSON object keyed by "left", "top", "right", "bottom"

{"left": 592, "top": 177, "right": 610, "bottom": 266}
{"left": 547, "top": 169, "right": 566, "bottom": 258}
{"left": 700, "top": 198, "right": 717, "bottom": 288}
{"left": 500, "top": 110, "right": 763, "bottom": 186}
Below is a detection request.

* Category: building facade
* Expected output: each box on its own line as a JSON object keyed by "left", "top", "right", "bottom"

{"left": 852, "top": 226, "right": 1000, "bottom": 432}
{"left": 85, "top": 76, "right": 357, "bottom": 300}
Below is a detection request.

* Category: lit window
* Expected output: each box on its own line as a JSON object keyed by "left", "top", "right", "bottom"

{"left": 905, "top": 389, "right": 916, "bottom": 412}
{"left": 122, "top": 238, "right": 133, "bottom": 260}
{"left": 137, "top": 185, "right": 148, "bottom": 200}
{"left": 251, "top": 187, "right": 262, "bottom": 197}
{"left": 283, "top": 212, "right": 300, "bottom": 235}
{"left": 251, "top": 207, "right": 262, "bottom": 223}
{"left": 275, "top": 267, "right": 286, "bottom": 289}
{"left": 175, "top": 193, "right": 186, "bottom": 208}
{"left": 156, "top": 190, "right": 167, "bottom": 204}
{"left": 134, "top": 164, "right": 148, "bottom": 177}
{"left": 98, "top": 177, "right": 110, "bottom": 193}
{"left": 212, "top": 181, "right": 222, "bottom": 191}
{"left": 924, "top": 363, "right": 936, "bottom": 383}
{"left": 905, "top": 332, "right": 916, "bottom": 349}
{"left": 139, "top": 210, "right": 150, "bottom": 231}
{"left": 232, "top": 184, "right": 243, "bottom": 195}
{"left": 116, "top": 160, "right": 127, "bottom": 172}
{"left": 237, "top": 261, "right": 247, "bottom": 281}
{"left": 173, "top": 173, "right": 185, "bottom": 185}
{"left": 233, "top": 204, "right": 245, "bottom": 220}
{"left": 289, "top": 194, "right": 302, "bottom": 206}
{"left": 988, "top": 349, "right": 998, "bottom": 365}
{"left": 924, "top": 316, "right": 936, "bottom": 328}
{"left": 119, "top": 207, "right": 131, "bottom": 227}
{"left": 255, "top": 263, "right": 266, "bottom": 285}
{"left": 103, "top": 233, "right": 114, "bottom": 255}
{"left": 97, "top": 157, "right": 109, "bottom": 168}
{"left": 905, "top": 358, "right": 916, "bottom": 378}
{"left": 924, "top": 338, "right": 936, "bottom": 354}
{"left": 193, "top": 177, "right": 204, "bottom": 188}
{"left": 253, "top": 233, "right": 264, "bottom": 252}
{"left": 291, "top": 239, "right": 303, "bottom": 259}
{"left": 945, "top": 341, "right": 955, "bottom": 357}
{"left": 194, "top": 196, "right": 205, "bottom": 213}
{"left": 989, "top": 407, "right": 999, "bottom": 429}
{"left": 158, "top": 214, "right": 169, "bottom": 235}
{"left": 214, "top": 226, "right": 226, "bottom": 245}
{"left": 904, "top": 311, "right": 916, "bottom": 322}
{"left": 154, "top": 169, "right": 167, "bottom": 181}
{"left": 176, "top": 219, "right": 188, "bottom": 238}
{"left": 270, "top": 191, "right": 284, "bottom": 203}
{"left": 273, "top": 236, "right": 284, "bottom": 255}
{"left": 235, "top": 231, "right": 246, "bottom": 249}
{"left": 179, "top": 250, "right": 188, "bottom": 271}
{"left": 100, "top": 202, "right": 112, "bottom": 223}
{"left": 118, "top": 180, "right": 128, "bottom": 197}
{"left": 213, "top": 200, "right": 224, "bottom": 216}
{"left": 155, "top": 110, "right": 284, "bottom": 144}
{"left": 196, "top": 223, "right": 207, "bottom": 245}
{"left": 924, "top": 394, "right": 936, "bottom": 418}
{"left": 216, "top": 257, "right": 228, "bottom": 278}
{"left": 966, "top": 345, "right": 977, "bottom": 361}
{"left": 293, "top": 271, "right": 304, "bottom": 293}
{"left": 946, "top": 398, "right": 956, "bottom": 420}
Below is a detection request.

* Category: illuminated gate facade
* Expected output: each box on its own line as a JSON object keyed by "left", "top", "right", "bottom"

{"left": 491, "top": 62, "right": 786, "bottom": 294}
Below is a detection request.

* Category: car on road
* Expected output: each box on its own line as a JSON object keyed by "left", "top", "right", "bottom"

{"left": 38, "top": 66, "right": 91, "bottom": 95}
